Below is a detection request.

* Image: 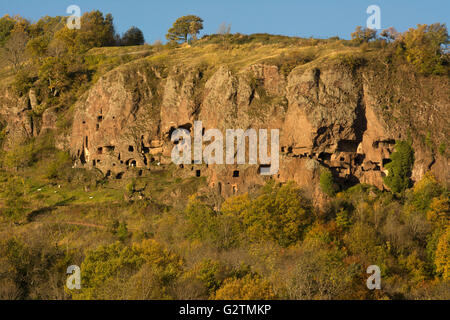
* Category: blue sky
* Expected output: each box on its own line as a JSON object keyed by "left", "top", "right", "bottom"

{"left": 0, "top": 0, "right": 448, "bottom": 43}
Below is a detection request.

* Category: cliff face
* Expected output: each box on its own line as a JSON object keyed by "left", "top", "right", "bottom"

{"left": 1, "top": 54, "right": 449, "bottom": 199}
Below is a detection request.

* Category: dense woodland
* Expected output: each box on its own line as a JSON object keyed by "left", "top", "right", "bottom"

{"left": 0, "top": 11, "right": 448, "bottom": 300}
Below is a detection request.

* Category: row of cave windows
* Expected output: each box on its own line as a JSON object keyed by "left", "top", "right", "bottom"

{"left": 96, "top": 145, "right": 134, "bottom": 154}
{"left": 181, "top": 165, "right": 270, "bottom": 178}
{"left": 107, "top": 170, "right": 237, "bottom": 195}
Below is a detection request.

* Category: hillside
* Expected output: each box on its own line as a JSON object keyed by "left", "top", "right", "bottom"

{"left": 0, "top": 16, "right": 449, "bottom": 300}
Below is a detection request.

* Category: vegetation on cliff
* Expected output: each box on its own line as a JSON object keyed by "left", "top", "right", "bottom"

{"left": 0, "top": 12, "right": 448, "bottom": 300}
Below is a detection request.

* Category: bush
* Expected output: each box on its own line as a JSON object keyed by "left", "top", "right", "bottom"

{"left": 12, "top": 70, "right": 34, "bottom": 97}
{"left": 438, "top": 142, "right": 446, "bottom": 156}
{"left": 3, "top": 142, "right": 36, "bottom": 170}
{"left": 383, "top": 141, "right": 414, "bottom": 193}
{"left": 2, "top": 177, "right": 29, "bottom": 219}
{"left": 320, "top": 168, "right": 336, "bottom": 197}
{"left": 46, "top": 151, "right": 72, "bottom": 180}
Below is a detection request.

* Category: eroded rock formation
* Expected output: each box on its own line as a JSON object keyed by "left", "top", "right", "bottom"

{"left": 1, "top": 56, "right": 448, "bottom": 200}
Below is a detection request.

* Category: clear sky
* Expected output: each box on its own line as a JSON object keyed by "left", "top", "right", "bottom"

{"left": 0, "top": 0, "right": 449, "bottom": 43}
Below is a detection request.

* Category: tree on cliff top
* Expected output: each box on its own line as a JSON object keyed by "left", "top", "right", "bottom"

{"left": 2, "top": 24, "right": 29, "bottom": 71}
{"left": 0, "top": 15, "right": 16, "bottom": 46}
{"left": 351, "top": 26, "right": 377, "bottom": 43}
{"left": 400, "top": 23, "right": 449, "bottom": 75}
{"left": 76, "top": 11, "right": 116, "bottom": 49}
{"left": 166, "top": 15, "right": 203, "bottom": 43}
{"left": 120, "top": 26, "right": 145, "bottom": 46}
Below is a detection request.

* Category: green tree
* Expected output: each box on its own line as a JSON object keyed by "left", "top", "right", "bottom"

{"left": 2, "top": 177, "right": 29, "bottom": 219}
{"left": 166, "top": 15, "right": 203, "bottom": 43}
{"left": 121, "top": 26, "right": 145, "bottom": 46}
{"left": 46, "top": 151, "right": 72, "bottom": 180}
{"left": 383, "top": 141, "right": 415, "bottom": 193}
{"left": 226, "top": 181, "right": 314, "bottom": 247}
{"left": 75, "top": 11, "right": 116, "bottom": 51}
{"left": 185, "top": 196, "right": 218, "bottom": 242}
{"left": 320, "top": 168, "right": 336, "bottom": 197}
{"left": 0, "top": 15, "right": 15, "bottom": 46}
{"left": 400, "top": 23, "right": 449, "bottom": 74}
{"left": 435, "top": 226, "right": 450, "bottom": 279}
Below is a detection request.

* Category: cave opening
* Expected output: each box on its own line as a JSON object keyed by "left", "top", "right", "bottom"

{"left": 318, "top": 152, "right": 332, "bottom": 161}
{"left": 382, "top": 158, "right": 392, "bottom": 167}
{"left": 116, "top": 172, "right": 124, "bottom": 179}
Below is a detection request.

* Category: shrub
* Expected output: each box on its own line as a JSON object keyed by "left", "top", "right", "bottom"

{"left": 12, "top": 69, "right": 34, "bottom": 97}
{"left": 3, "top": 142, "right": 36, "bottom": 170}
{"left": 2, "top": 177, "right": 29, "bottom": 219}
{"left": 46, "top": 151, "right": 72, "bottom": 180}
{"left": 383, "top": 141, "right": 414, "bottom": 193}
{"left": 320, "top": 168, "right": 336, "bottom": 197}
{"left": 407, "top": 172, "right": 443, "bottom": 212}
{"left": 185, "top": 196, "right": 218, "bottom": 242}
{"left": 438, "top": 142, "right": 446, "bottom": 156}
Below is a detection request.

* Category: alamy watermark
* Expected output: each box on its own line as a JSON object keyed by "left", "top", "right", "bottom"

{"left": 66, "top": 5, "right": 81, "bottom": 30}
{"left": 366, "top": 5, "right": 381, "bottom": 30}
{"left": 171, "top": 121, "right": 279, "bottom": 175}
{"left": 66, "top": 265, "right": 81, "bottom": 290}
{"left": 366, "top": 265, "right": 381, "bottom": 290}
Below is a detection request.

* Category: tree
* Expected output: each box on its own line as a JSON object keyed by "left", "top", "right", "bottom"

{"left": 351, "top": 26, "right": 377, "bottom": 43}
{"left": 383, "top": 141, "right": 414, "bottom": 193}
{"left": 0, "top": 15, "right": 16, "bottom": 46}
{"left": 76, "top": 11, "right": 116, "bottom": 50}
{"left": 435, "top": 226, "right": 449, "bottom": 280}
{"left": 3, "top": 25, "right": 28, "bottom": 71}
{"left": 320, "top": 168, "right": 336, "bottom": 197}
{"left": 166, "top": 15, "right": 203, "bottom": 43}
{"left": 400, "top": 23, "right": 449, "bottom": 74}
{"left": 38, "top": 57, "right": 71, "bottom": 97}
{"left": 223, "top": 181, "right": 314, "bottom": 247}
{"left": 121, "top": 26, "right": 145, "bottom": 46}
{"left": 380, "top": 27, "right": 399, "bottom": 42}
{"left": 2, "top": 177, "right": 29, "bottom": 219}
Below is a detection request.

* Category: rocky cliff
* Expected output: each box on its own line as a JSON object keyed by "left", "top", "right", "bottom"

{"left": 1, "top": 50, "right": 449, "bottom": 201}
